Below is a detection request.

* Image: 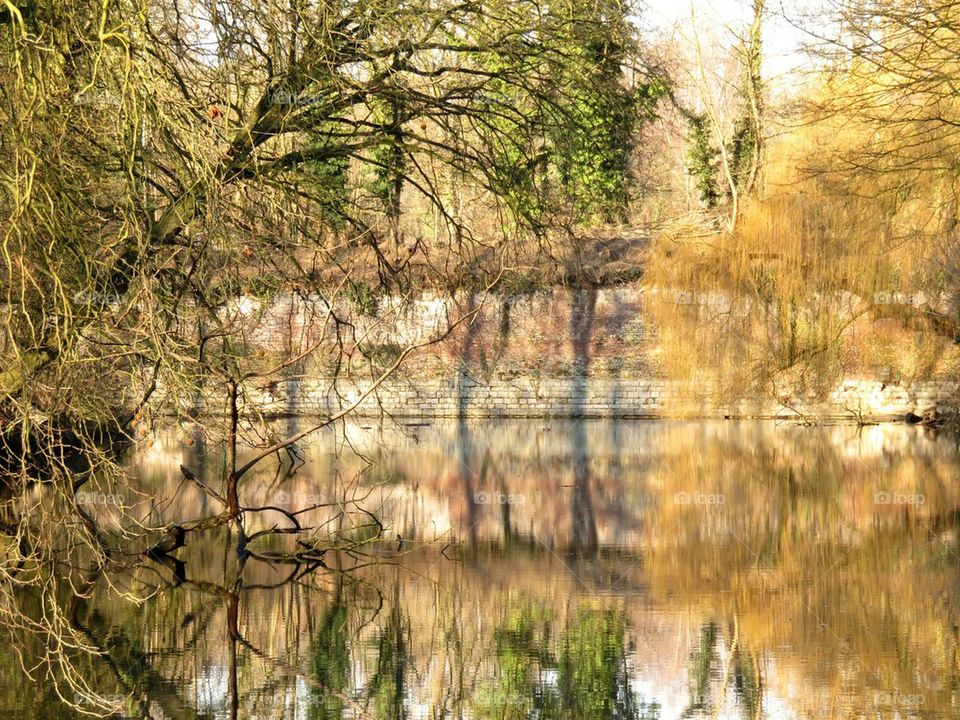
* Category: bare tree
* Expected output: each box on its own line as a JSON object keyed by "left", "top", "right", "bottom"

{"left": 681, "top": 0, "right": 766, "bottom": 230}
{"left": 0, "top": 0, "right": 657, "bottom": 711}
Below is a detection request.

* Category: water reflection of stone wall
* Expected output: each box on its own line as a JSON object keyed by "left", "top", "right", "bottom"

{"left": 133, "top": 419, "right": 960, "bottom": 551}
{"left": 182, "top": 289, "right": 960, "bottom": 420}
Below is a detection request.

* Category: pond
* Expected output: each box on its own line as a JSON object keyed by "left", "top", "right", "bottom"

{"left": 4, "top": 419, "right": 960, "bottom": 719}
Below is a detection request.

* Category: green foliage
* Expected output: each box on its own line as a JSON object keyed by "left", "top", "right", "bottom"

{"left": 476, "top": 604, "right": 556, "bottom": 719}
{"left": 304, "top": 130, "right": 352, "bottom": 229}
{"left": 366, "top": 97, "right": 407, "bottom": 223}
{"left": 308, "top": 600, "right": 350, "bottom": 720}
{"left": 209, "top": 276, "right": 242, "bottom": 303}
{"left": 544, "top": 0, "right": 662, "bottom": 222}
{"left": 359, "top": 341, "right": 404, "bottom": 372}
{"left": 473, "top": 49, "right": 551, "bottom": 226}
{"left": 686, "top": 621, "right": 718, "bottom": 712}
{"left": 477, "top": 603, "right": 647, "bottom": 720}
{"left": 728, "top": 116, "right": 757, "bottom": 192}
{"left": 344, "top": 279, "right": 380, "bottom": 316}
{"left": 730, "top": 0, "right": 764, "bottom": 195}
{"left": 367, "top": 602, "right": 408, "bottom": 719}
{"left": 558, "top": 608, "right": 639, "bottom": 720}
{"left": 686, "top": 114, "right": 720, "bottom": 207}
{"left": 476, "top": 0, "right": 664, "bottom": 225}
{"left": 247, "top": 273, "right": 283, "bottom": 300}
{"left": 733, "top": 646, "right": 763, "bottom": 720}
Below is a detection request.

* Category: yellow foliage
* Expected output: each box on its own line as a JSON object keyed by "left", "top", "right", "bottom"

{"left": 647, "top": 78, "right": 960, "bottom": 399}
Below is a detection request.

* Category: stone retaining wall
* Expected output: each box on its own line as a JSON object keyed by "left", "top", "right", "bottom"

{"left": 196, "top": 375, "right": 960, "bottom": 420}
{"left": 177, "top": 287, "right": 960, "bottom": 421}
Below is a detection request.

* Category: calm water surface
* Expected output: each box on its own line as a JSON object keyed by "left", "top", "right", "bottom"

{"left": 6, "top": 419, "right": 960, "bottom": 719}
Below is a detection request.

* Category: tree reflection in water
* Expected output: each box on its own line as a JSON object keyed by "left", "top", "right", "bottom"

{"left": 2, "top": 419, "right": 960, "bottom": 718}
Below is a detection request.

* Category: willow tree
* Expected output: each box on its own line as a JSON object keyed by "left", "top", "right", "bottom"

{"left": 799, "top": 0, "right": 960, "bottom": 334}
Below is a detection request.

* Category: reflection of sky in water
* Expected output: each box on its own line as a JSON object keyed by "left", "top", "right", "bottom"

{"left": 192, "top": 665, "right": 228, "bottom": 715}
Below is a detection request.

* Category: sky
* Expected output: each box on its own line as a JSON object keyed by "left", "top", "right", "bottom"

{"left": 640, "top": 0, "right": 828, "bottom": 82}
